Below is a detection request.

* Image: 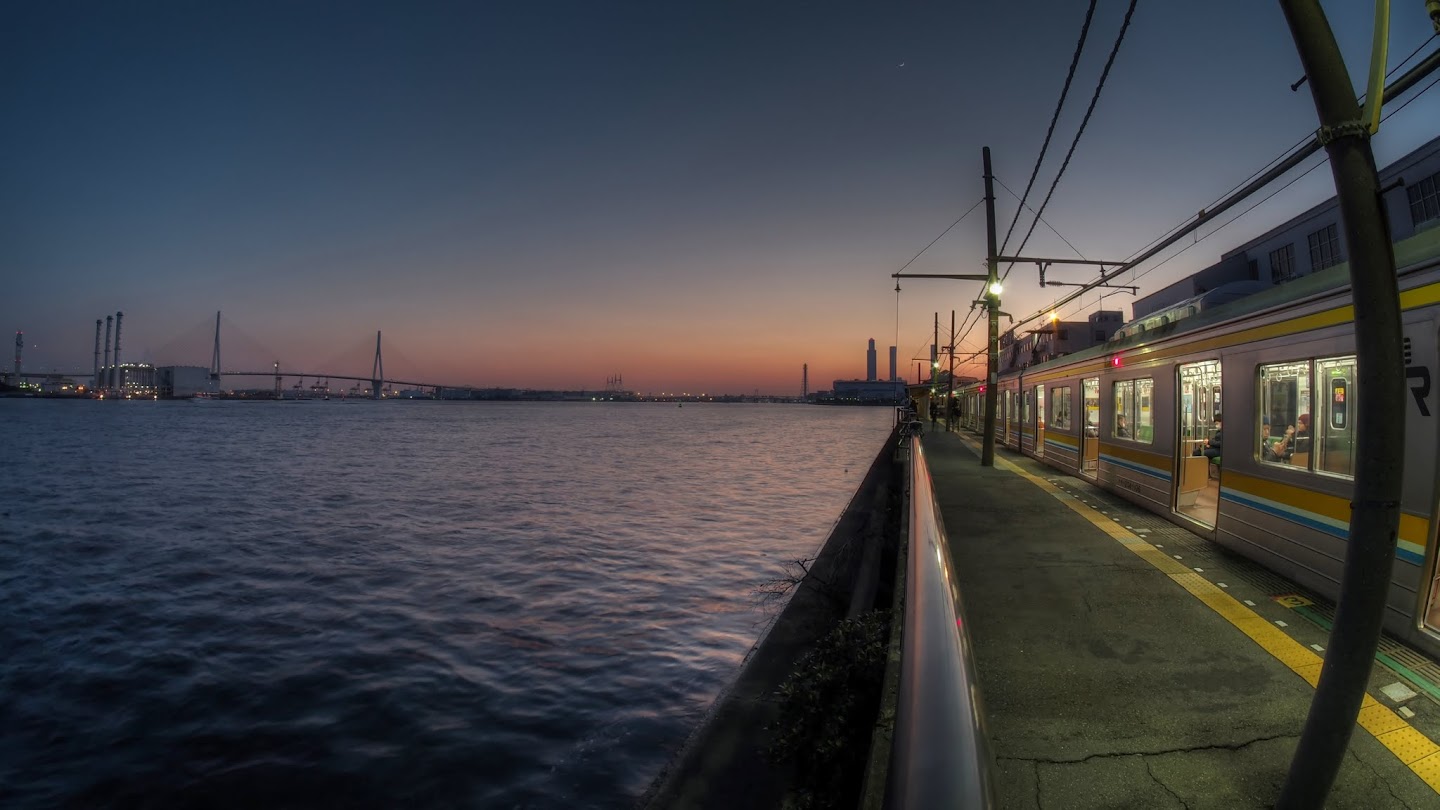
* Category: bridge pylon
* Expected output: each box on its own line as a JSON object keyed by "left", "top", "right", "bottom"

{"left": 371, "top": 330, "right": 383, "bottom": 399}
{"left": 210, "top": 311, "right": 222, "bottom": 384}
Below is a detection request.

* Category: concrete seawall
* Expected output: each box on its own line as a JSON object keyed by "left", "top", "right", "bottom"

{"left": 640, "top": 434, "right": 903, "bottom": 809}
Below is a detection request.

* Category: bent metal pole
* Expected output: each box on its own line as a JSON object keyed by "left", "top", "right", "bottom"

{"left": 1276, "top": 2, "right": 1405, "bottom": 807}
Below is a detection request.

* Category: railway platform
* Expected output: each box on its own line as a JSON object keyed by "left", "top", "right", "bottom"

{"left": 921, "top": 428, "right": 1440, "bottom": 808}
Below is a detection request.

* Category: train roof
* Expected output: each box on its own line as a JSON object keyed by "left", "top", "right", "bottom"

{"left": 1013, "top": 225, "right": 1440, "bottom": 377}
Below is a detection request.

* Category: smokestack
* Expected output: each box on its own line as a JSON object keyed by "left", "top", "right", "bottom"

{"left": 13, "top": 331, "right": 21, "bottom": 380}
{"left": 93, "top": 319, "right": 102, "bottom": 390}
{"left": 866, "top": 338, "right": 877, "bottom": 382}
{"left": 103, "top": 316, "right": 113, "bottom": 392}
{"left": 889, "top": 346, "right": 897, "bottom": 381}
{"left": 802, "top": 363, "right": 808, "bottom": 399}
{"left": 112, "top": 311, "right": 123, "bottom": 394}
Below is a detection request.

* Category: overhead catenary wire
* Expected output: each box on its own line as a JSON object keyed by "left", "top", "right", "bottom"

{"left": 997, "top": 0, "right": 1100, "bottom": 260}
{"left": 891, "top": 198, "right": 985, "bottom": 278}
{"left": 1123, "top": 33, "right": 1439, "bottom": 267}
{"left": 994, "top": 175, "right": 1088, "bottom": 261}
{"left": 1002, "top": 0, "right": 1141, "bottom": 284}
{"left": 1126, "top": 63, "right": 1440, "bottom": 291}
{"left": 1006, "top": 45, "right": 1440, "bottom": 337}
{"left": 954, "top": 52, "right": 1440, "bottom": 373}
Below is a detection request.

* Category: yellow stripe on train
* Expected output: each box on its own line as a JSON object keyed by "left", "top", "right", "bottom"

{"left": 1222, "top": 470, "right": 1430, "bottom": 549}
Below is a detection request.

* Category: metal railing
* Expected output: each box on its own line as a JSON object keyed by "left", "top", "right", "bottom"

{"left": 888, "top": 435, "right": 993, "bottom": 808}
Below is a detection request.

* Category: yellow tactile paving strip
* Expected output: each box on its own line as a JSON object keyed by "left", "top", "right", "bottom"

{"left": 952, "top": 434, "right": 1440, "bottom": 792}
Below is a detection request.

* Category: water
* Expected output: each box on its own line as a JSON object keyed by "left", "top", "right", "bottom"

{"left": 0, "top": 400, "right": 892, "bottom": 808}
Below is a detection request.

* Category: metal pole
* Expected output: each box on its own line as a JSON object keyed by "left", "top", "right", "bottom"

{"left": 1276, "top": 2, "right": 1404, "bottom": 806}
{"left": 947, "top": 310, "right": 956, "bottom": 431}
{"left": 981, "top": 147, "right": 1000, "bottom": 467}
{"left": 932, "top": 314, "right": 940, "bottom": 428}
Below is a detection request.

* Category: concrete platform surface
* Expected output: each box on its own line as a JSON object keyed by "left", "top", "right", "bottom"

{"left": 921, "top": 429, "right": 1440, "bottom": 809}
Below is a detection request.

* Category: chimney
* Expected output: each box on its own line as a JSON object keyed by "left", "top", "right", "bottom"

{"left": 112, "top": 311, "right": 123, "bottom": 394}
{"left": 103, "top": 316, "right": 113, "bottom": 392}
{"left": 93, "top": 319, "right": 101, "bottom": 390}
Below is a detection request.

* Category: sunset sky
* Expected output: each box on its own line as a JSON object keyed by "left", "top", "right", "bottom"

{"left": 4, "top": 1, "right": 1437, "bottom": 394}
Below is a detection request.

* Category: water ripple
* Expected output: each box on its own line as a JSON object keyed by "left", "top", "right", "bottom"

{"left": 0, "top": 400, "right": 889, "bottom": 808}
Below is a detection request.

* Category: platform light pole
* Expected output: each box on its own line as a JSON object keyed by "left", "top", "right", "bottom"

{"left": 896, "top": 148, "right": 1125, "bottom": 466}
{"left": 982, "top": 148, "right": 1000, "bottom": 466}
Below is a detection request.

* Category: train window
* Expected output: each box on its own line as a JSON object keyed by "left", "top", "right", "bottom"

{"left": 1316, "top": 357, "right": 1356, "bottom": 478}
{"left": 1257, "top": 361, "right": 1313, "bottom": 470}
{"left": 1112, "top": 378, "right": 1153, "bottom": 442}
{"left": 1051, "top": 385, "right": 1072, "bottom": 430}
{"left": 1135, "top": 378, "right": 1154, "bottom": 443}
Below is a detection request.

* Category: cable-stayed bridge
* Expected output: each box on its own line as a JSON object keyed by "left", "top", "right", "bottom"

{"left": 203, "top": 313, "right": 478, "bottom": 398}
{"left": 10, "top": 311, "right": 482, "bottom": 398}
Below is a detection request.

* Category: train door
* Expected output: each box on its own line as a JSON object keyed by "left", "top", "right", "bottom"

{"left": 1081, "top": 377, "right": 1099, "bottom": 478}
{"left": 1175, "top": 360, "right": 1222, "bottom": 527}
{"left": 1008, "top": 389, "right": 1019, "bottom": 443}
{"left": 1034, "top": 385, "right": 1045, "bottom": 457}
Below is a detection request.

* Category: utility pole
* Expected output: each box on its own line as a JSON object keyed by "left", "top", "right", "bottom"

{"left": 932, "top": 313, "right": 940, "bottom": 428}
{"left": 947, "top": 310, "right": 956, "bottom": 431}
{"left": 982, "top": 147, "right": 1000, "bottom": 467}
{"left": 1276, "top": 2, "right": 1405, "bottom": 807}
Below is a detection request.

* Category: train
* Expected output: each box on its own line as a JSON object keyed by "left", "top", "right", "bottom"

{"left": 954, "top": 225, "right": 1440, "bottom": 659}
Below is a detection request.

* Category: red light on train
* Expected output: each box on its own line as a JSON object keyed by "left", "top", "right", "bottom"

{"left": 1111, "top": 355, "right": 1123, "bottom": 368}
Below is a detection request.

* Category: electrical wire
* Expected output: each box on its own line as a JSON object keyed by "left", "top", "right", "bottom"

{"left": 1124, "top": 34, "right": 1438, "bottom": 266}
{"left": 1127, "top": 66, "right": 1440, "bottom": 289}
{"left": 890, "top": 198, "right": 985, "bottom": 277}
{"left": 995, "top": 175, "right": 1088, "bottom": 260}
{"left": 1002, "top": 0, "right": 1140, "bottom": 282}
{"left": 998, "top": 0, "right": 1099, "bottom": 259}
{"left": 1009, "top": 67, "right": 1440, "bottom": 337}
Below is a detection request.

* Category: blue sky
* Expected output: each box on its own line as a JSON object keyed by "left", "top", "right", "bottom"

{"left": 2, "top": 1, "right": 1436, "bottom": 392}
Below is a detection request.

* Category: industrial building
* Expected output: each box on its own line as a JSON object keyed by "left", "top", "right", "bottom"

{"left": 829, "top": 338, "right": 907, "bottom": 403}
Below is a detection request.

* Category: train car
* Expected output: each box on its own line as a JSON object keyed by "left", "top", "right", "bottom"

{"left": 956, "top": 226, "right": 1440, "bottom": 658}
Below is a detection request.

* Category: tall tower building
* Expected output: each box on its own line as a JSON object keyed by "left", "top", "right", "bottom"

{"left": 889, "top": 346, "right": 897, "bottom": 381}
{"left": 866, "top": 339, "right": 877, "bottom": 381}
{"left": 802, "top": 363, "right": 808, "bottom": 399}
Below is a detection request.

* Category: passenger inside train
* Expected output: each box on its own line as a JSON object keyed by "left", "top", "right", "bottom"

{"left": 1115, "top": 413, "right": 1130, "bottom": 438}
{"left": 1293, "top": 413, "right": 1312, "bottom": 456}
{"left": 1202, "top": 414, "right": 1223, "bottom": 460}
{"left": 1261, "top": 417, "right": 1296, "bottom": 462}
